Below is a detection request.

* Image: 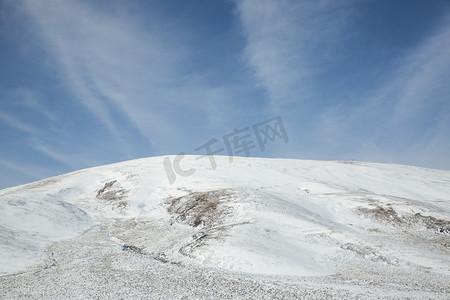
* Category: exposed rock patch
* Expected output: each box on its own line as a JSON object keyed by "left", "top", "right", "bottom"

{"left": 166, "top": 189, "right": 249, "bottom": 257}
{"left": 357, "top": 205, "right": 450, "bottom": 235}
{"left": 96, "top": 180, "right": 128, "bottom": 214}
{"left": 167, "top": 189, "right": 239, "bottom": 228}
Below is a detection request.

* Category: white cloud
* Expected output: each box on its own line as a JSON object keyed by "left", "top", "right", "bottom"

{"left": 19, "top": 0, "right": 239, "bottom": 156}
{"left": 0, "top": 108, "right": 80, "bottom": 169}
{"left": 0, "top": 111, "right": 40, "bottom": 137}
{"left": 236, "top": 0, "right": 355, "bottom": 112}
{"left": 236, "top": 0, "right": 450, "bottom": 168}
{"left": 0, "top": 159, "right": 40, "bottom": 181}
{"left": 316, "top": 14, "right": 450, "bottom": 168}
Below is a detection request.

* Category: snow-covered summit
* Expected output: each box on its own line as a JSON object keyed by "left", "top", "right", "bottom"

{"left": 1, "top": 156, "right": 449, "bottom": 298}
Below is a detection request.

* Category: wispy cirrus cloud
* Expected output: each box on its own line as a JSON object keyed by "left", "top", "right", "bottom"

{"left": 236, "top": 0, "right": 355, "bottom": 112}
{"left": 237, "top": 0, "right": 450, "bottom": 169}
{"left": 0, "top": 110, "right": 40, "bottom": 137}
{"left": 19, "top": 0, "right": 241, "bottom": 156}
{"left": 315, "top": 13, "right": 450, "bottom": 167}
{"left": 0, "top": 99, "right": 81, "bottom": 170}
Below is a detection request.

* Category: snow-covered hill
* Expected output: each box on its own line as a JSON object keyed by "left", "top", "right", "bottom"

{"left": 1, "top": 156, "right": 449, "bottom": 298}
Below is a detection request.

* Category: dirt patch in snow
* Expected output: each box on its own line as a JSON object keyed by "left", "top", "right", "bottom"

{"left": 167, "top": 189, "right": 238, "bottom": 228}
{"left": 357, "top": 205, "right": 450, "bottom": 235}
{"left": 96, "top": 180, "right": 128, "bottom": 214}
{"left": 166, "top": 189, "right": 249, "bottom": 257}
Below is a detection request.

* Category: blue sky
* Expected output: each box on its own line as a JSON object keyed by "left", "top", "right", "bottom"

{"left": 1, "top": 0, "right": 449, "bottom": 189}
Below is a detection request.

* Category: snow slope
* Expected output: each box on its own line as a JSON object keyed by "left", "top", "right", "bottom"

{"left": 0, "top": 156, "right": 449, "bottom": 298}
